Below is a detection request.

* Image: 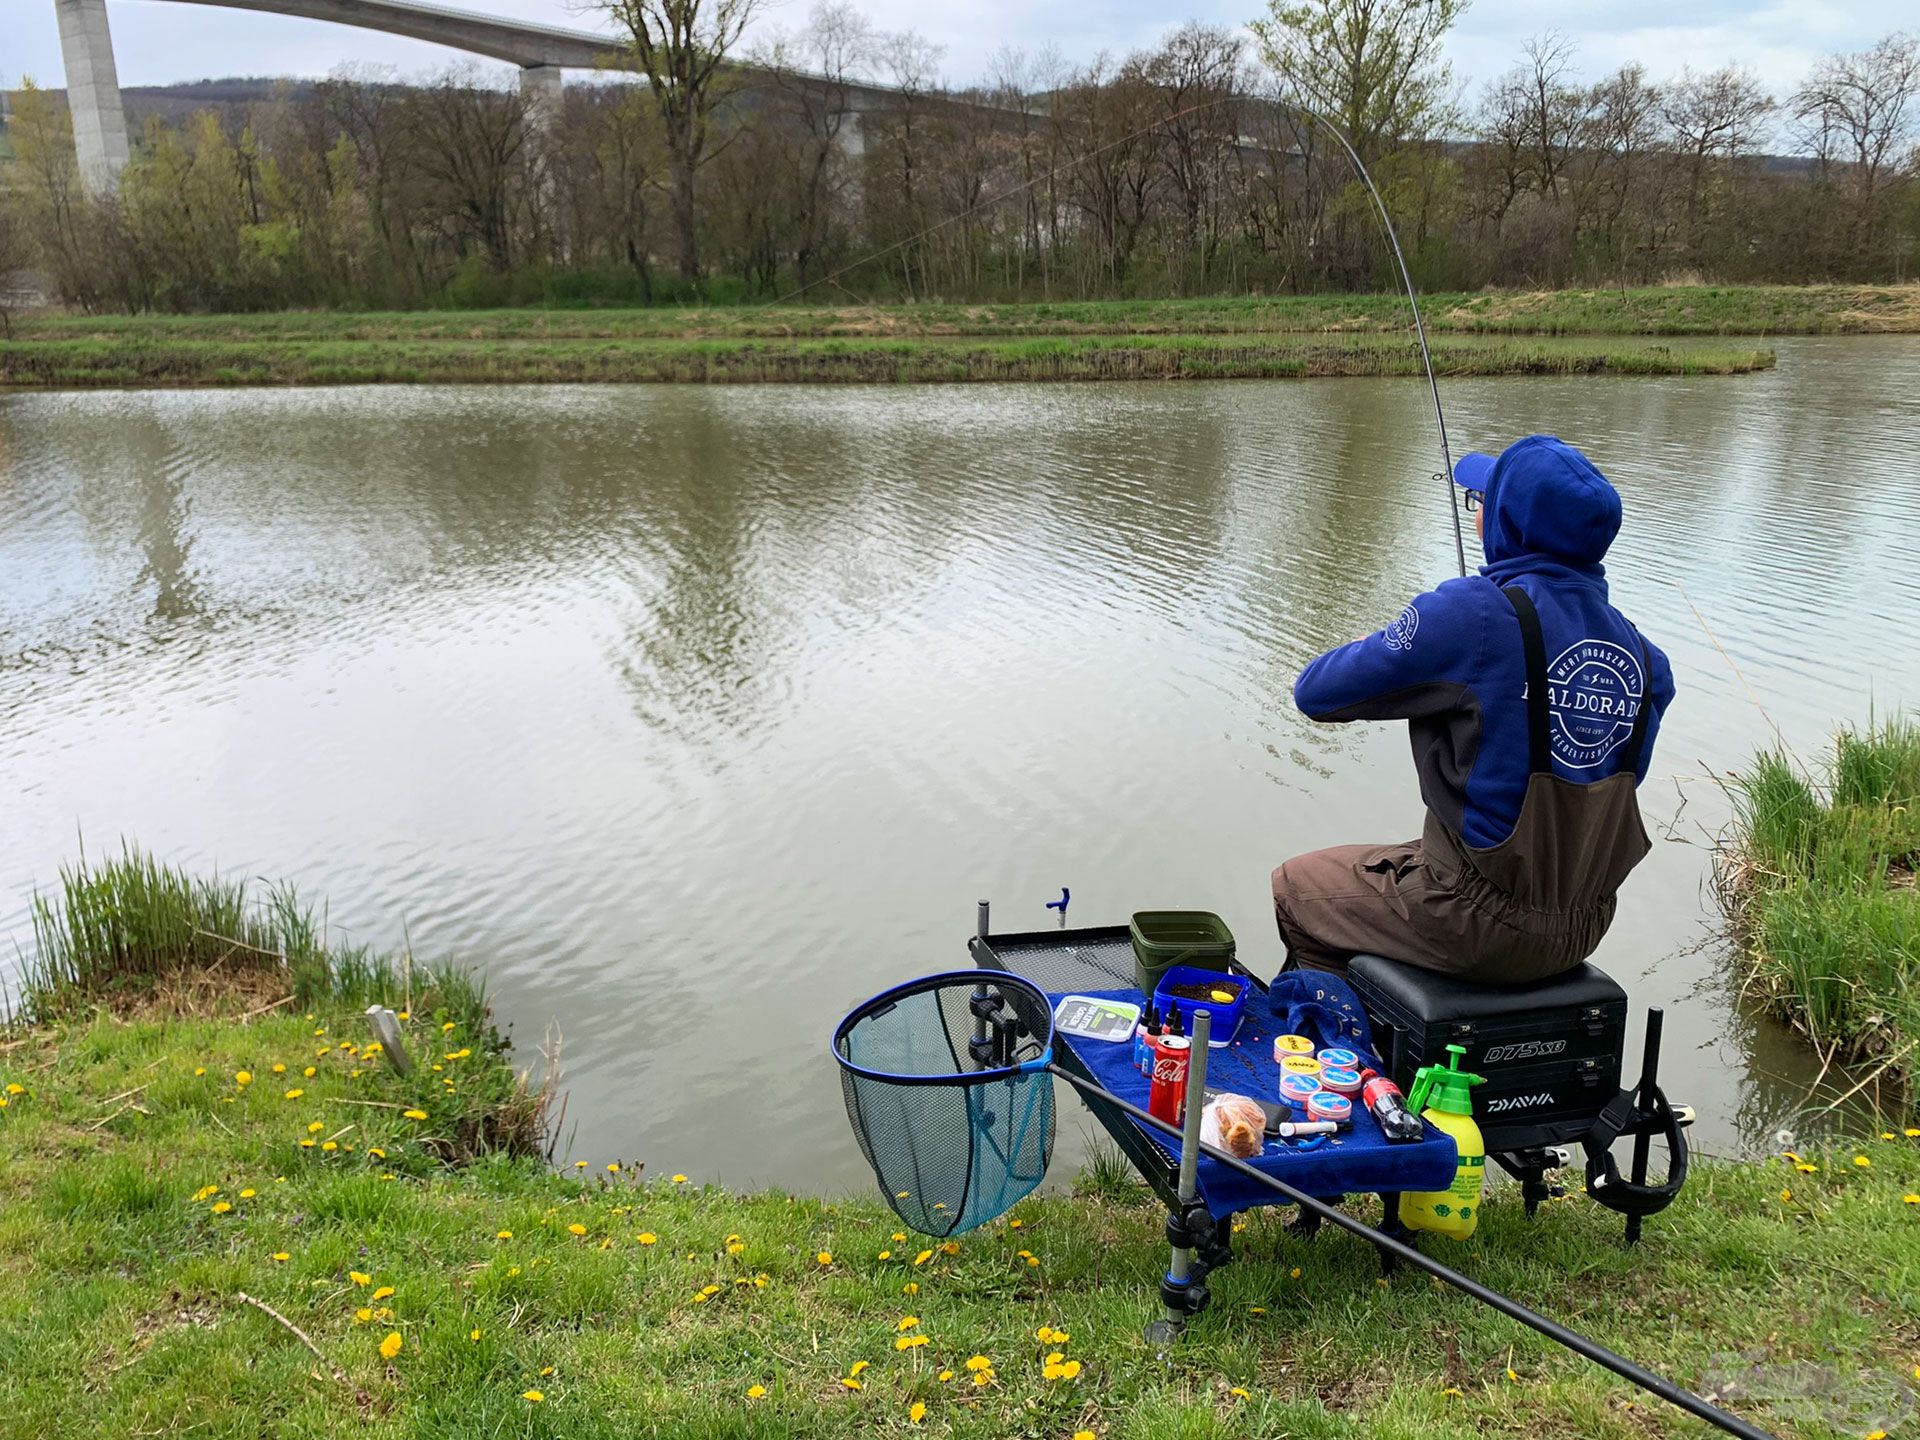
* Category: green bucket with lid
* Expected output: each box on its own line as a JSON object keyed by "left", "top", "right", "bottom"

{"left": 1129, "top": 910, "right": 1235, "bottom": 996}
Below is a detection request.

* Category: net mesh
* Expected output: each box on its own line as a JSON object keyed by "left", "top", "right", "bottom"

{"left": 834, "top": 972, "right": 1055, "bottom": 1237}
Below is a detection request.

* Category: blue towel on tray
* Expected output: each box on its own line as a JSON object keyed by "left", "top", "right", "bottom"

{"left": 1054, "top": 981, "right": 1458, "bottom": 1214}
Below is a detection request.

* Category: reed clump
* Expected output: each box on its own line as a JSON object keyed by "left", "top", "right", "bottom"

{"left": 1721, "top": 718, "right": 1920, "bottom": 1073}
{"left": 15, "top": 844, "right": 549, "bottom": 1162}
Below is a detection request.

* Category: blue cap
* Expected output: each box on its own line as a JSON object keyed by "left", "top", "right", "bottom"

{"left": 1452, "top": 452, "right": 1496, "bottom": 490}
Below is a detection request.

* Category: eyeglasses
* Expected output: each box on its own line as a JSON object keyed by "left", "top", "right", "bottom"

{"left": 1463, "top": 489, "right": 1484, "bottom": 514}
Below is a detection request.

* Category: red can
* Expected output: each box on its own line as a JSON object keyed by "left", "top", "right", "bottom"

{"left": 1149, "top": 1035, "right": 1191, "bottom": 1125}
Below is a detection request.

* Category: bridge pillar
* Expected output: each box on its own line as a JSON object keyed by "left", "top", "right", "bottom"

{"left": 520, "top": 64, "right": 564, "bottom": 138}
{"left": 55, "top": 0, "right": 131, "bottom": 195}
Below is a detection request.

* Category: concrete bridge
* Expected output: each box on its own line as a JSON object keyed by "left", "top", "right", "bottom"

{"left": 53, "top": 0, "right": 899, "bottom": 194}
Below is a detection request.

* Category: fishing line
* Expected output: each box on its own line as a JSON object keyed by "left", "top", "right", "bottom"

{"left": 734, "top": 79, "right": 1468, "bottom": 575}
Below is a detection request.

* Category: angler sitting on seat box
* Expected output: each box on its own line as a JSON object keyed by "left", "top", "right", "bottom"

{"left": 1271, "top": 435, "right": 1676, "bottom": 983}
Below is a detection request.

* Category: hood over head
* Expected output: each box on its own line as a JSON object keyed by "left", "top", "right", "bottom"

{"left": 1455, "top": 435, "right": 1621, "bottom": 584}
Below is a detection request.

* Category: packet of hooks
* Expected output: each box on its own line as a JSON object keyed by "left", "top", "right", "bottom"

{"left": 1052, "top": 995, "right": 1141, "bottom": 1043}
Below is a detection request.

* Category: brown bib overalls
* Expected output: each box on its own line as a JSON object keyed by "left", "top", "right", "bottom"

{"left": 1271, "top": 586, "right": 1653, "bottom": 983}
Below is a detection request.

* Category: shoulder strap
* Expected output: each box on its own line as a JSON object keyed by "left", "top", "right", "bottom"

{"left": 1616, "top": 632, "right": 1656, "bottom": 777}
{"left": 1501, "top": 585, "right": 1551, "bottom": 775}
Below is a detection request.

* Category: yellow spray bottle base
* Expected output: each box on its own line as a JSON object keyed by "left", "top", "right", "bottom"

{"left": 1400, "top": 1042, "right": 1488, "bottom": 1241}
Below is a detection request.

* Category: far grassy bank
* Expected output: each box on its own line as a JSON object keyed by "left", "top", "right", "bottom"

{"left": 1724, "top": 717, "right": 1920, "bottom": 1081}
{"left": 0, "top": 331, "right": 1773, "bottom": 390}
{"left": 9, "top": 282, "right": 1917, "bottom": 343}
{"left": 4, "top": 848, "right": 1920, "bottom": 1437}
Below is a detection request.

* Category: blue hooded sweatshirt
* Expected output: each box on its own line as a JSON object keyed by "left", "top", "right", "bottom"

{"left": 1292, "top": 436, "right": 1676, "bottom": 851}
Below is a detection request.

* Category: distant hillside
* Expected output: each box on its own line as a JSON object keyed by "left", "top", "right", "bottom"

{"left": 1, "top": 77, "right": 316, "bottom": 144}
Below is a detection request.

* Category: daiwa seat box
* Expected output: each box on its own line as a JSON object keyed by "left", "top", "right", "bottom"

{"left": 1348, "top": 953, "right": 1629, "bottom": 1151}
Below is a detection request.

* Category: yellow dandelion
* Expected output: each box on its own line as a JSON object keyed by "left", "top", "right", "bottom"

{"left": 469, "top": 1328, "right": 482, "bottom": 1342}
{"left": 897, "top": 1316, "right": 920, "bottom": 1332}
{"left": 354, "top": 1308, "right": 373, "bottom": 1323}
{"left": 192, "top": 1185, "right": 219, "bottom": 1202}
{"left": 938, "top": 1370, "right": 954, "bottom": 1382}
{"left": 913, "top": 1250, "right": 933, "bottom": 1266}
{"left": 909, "top": 1400, "right": 927, "bottom": 1424}
{"left": 1250, "top": 1307, "right": 1266, "bottom": 1315}
{"left": 964, "top": 1355, "right": 992, "bottom": 1372}
{"left": 894, "top": 1335, "right": 929, "bottom": 1351}
{"left": 1882, "top": 1132, "right": 1897, "bottom": 1141}
{"left": 1507, "top": 1367, "right": 1520, "bottom": 1382}
{"left": 673, "top": 1174, "right": 689, "bottom": 1184}
{"left": 638, "top": 1232, "right": 658, "bottom": 1245}
{"left": 351, "top": 1271, "right": 371, "bottom": 1286}
{"left": 284, "top": 1089, "right": 305, "bottom": 1100}
{"left": 1905, "top": 1129, "right": 1920, "bottom": 1138}
{"left": 379, "top": 1332, "right": 402, "bottom": 1360}
{"left": 1289, "top": 1267, "right": 1302, "bottom": 1279}
{"left": 1854, "top": 1155, "right": 1872, "bottom": 1167}
{"left": 849, "top": 1361, "right": 870, "bottom": 1378}
{"left": 540, "top": 1366, "right": 553, "bottom": 1376}
{"left": 1051, "top": 1329, "right": 1070, "bottom": 1343}
{"left": 574, "top": 1160, "right": 587, "bottom": 1169}
{"left": 1036, "top": 1326, "right": 1055, "bottom": 1343}
{"left": 746, "top": 1384, "right": 766, "bottom": 1398}
{"left": 271, "top": 1252, "right": 290, "bottom": 1263}
{"left": 892, "top": 1232, "right": 907, "bottom": 1242}
{"left": 321, "top": 1141, "right": 337, "bottom": 1153}
{"left": 568, "top": 1223, "right": 588, "bottom": 1236}
{"left": 878, "top": 1250, "right": 892, "bottom": 1260}
{"left": 272, "top": 1063, "right": 286, "bottom": 1074}
{"left": 1796, "top": 1162, "right": 1818, "bottom": 1173}
{"left": 902, "top": 1282, "right": 919, "bottom": 1295}
{"left": 1904, "top": 1194, "right": 1920, "bottom": 1205}
{"left": 840, "top": 1378, "right": 862, "bottom": 1392}
{"left": 308, "top": 1121, "right": 325, "bottom": 1134}
{"left": 403, "top": 1109, "right": 428, "bottom": 1121}
{"left": 971, "top": 1370, "right": 992, "bottom": 1387}
{"left": 816, "top": 1251, "right": 833, "bottom": 1265}
{"left": 727, "top": 1242, "right": 745, "bottom": 1255}
{"left": 1866, "top": 1432, "right": 1888, "bottom": 1440}
{"left": 211, "top": 1201, "right": 233, "bottom": 1215}
{"left": 299, "top": 1139, "right": 316, "bottom": 1149}
{"left": 1441, "top": 1385, "right": 1462, "bottom": 1397}
{"left": 522, "top": 1390, "right": 544, "bottom": 1403}
{"left": 1781, "top": 1189, "right": 1793, "bottom": 1202}
{"left": 194, "top": 1067, "right": 206, "bottom": 1076}
{"left": 236, "top": 1071, "right": 252, "bottom": 1085}
{"left": 1073, "top": 1432, "right": 1096, "bottom": 1440}
{"left": 372, "top": 1286, "right": 394, "bottom": 1301}
{"left": 1025, "top": 1255, "right": 1040, "bottom": 1267}
{"left": 1009, "top": 1218, "right": 1023, "bottom": 1228}
{"left": 1230, "top": 1386, "right": 1250, "bottom": 1398}
{"left": 497, "top": 1230, "right": 513, "bottom": 1240}
{"left": 303, "top": 1067, "right": 316, "bottom": 1079}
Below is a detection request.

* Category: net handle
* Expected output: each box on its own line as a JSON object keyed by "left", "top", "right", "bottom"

{"left": 830, "top": 969, "right": 1054, "bottom": 1087}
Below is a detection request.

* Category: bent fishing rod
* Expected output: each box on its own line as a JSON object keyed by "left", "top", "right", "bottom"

{"left": 748, "top": 86, "right": 1469, "bottom": 576}
{"left": 1046, "top": 1062, "right": 1776, "bottom": 1440}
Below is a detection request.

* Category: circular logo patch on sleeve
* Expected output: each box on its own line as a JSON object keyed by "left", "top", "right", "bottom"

{"left": 1382, "top": 603, "right": 1419, "bottom": 652}
{"left": 1547, "top": 641, "right": 1646, "bottom": 768}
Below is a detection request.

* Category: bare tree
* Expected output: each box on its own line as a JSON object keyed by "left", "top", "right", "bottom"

{"left": 1661, "top": 64, "right": 1775, "bottom": 267}
{"left": 0, "top": 183, "right": 33, "bottom": 336}
{"left": 583, "top": 0, "right": 765, "bottom": 283}
{"left": 1791, "top": 31, "right": 1920, "bottom": 272}
{"left": 403, "top": 70, "right": 531, "bottom": 273}
{"left": 759, "top": 1, "right": 875, "bottom": 293}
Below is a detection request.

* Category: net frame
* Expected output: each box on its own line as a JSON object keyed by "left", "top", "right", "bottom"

{"left": 832, "top": 970, "right": 1056, "bottom": 1236}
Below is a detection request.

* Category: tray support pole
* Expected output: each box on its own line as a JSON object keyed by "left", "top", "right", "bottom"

{"left": 1624, "top": 1006, "right": 1662, "bottom": 1246}
{"left": 1146, "top": 1008, "right": 1212, "bottom": 1345}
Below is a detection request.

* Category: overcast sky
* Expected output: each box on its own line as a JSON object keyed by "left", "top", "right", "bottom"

{"left": 2, "top": 0, "right": 1901, "bottom": 106}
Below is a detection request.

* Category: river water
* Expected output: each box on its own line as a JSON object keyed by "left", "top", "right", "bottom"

{"left": 4, "top": 336, "right": 1918, "bottom": 1190}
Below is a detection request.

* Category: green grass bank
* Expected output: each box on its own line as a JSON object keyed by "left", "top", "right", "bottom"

{"left": 5, "top": 850, "right": 1920, "bottom": 1438}
{"left": 0, "top": 330, "right": 1773, "bottom": 389}
{"left": 1724, "top": 717, "right": 1920, "bottom": 1079}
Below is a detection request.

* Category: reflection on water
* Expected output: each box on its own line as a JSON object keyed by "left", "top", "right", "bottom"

{"left": 3, "top": 337, "right": 1918, "bottom": 1187}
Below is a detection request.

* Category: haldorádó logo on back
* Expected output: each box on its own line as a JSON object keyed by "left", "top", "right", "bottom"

{"left": 1540, "top": 639, "right": 1645, "bottom": 768}
{"left": 1382, "top": 603, "right": 1419, "bottom": 652}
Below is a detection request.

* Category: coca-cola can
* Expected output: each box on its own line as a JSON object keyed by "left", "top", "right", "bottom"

{"left": 1148, "top": 1035, "right": 1191, "bottom": 1125}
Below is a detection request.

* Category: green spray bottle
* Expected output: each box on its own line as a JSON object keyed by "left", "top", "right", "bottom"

{"left": 1401, "top": 1044, "right": 1487, "bottom": 1240}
